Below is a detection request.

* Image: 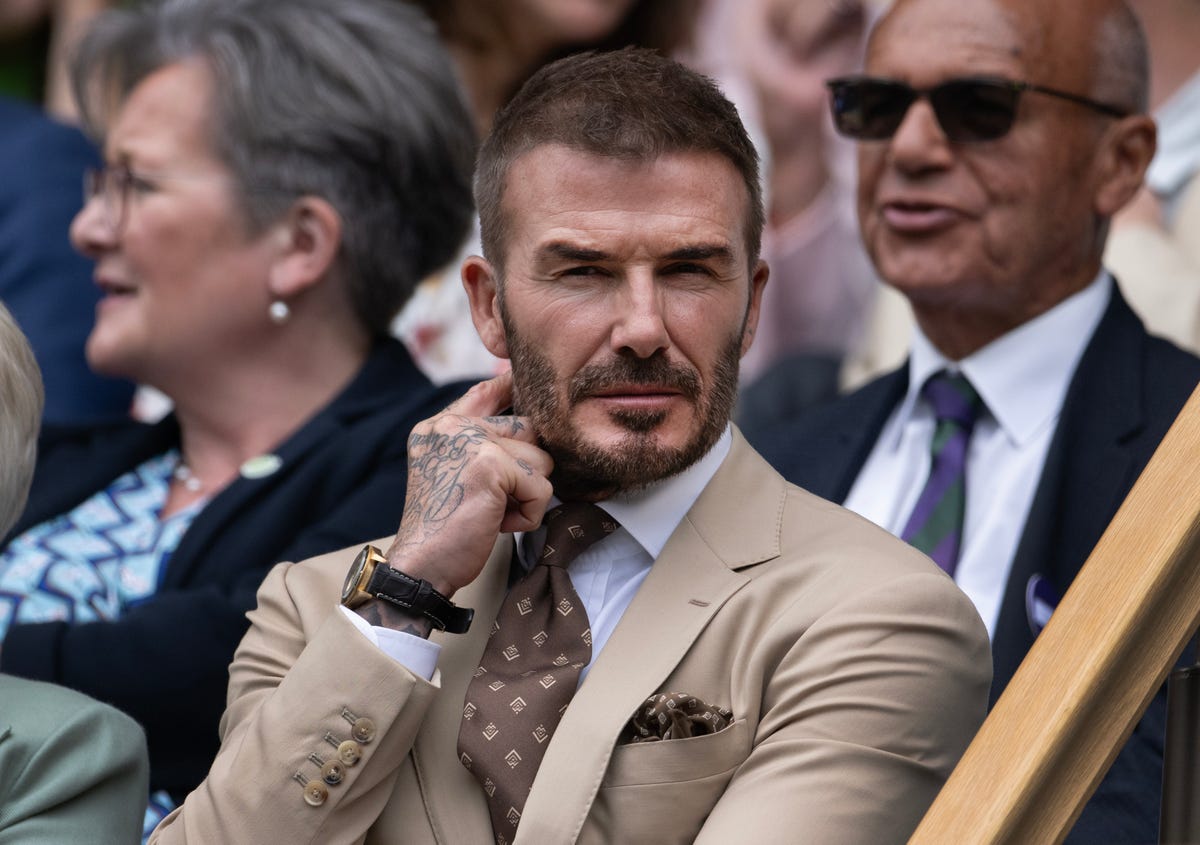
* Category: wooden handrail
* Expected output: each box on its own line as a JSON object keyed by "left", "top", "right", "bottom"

{"left": 909, "top": 381, "right": 1200, "bottom": 844}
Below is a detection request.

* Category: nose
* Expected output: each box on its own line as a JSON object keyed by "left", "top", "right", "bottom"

{"left": 610, "top": 271, "right": 670, "bottom": 359}
{"left": 70, "top": 192, "right": 117, "bottom": 259}
{"left": 888, "top": 98, "right": 955, "bottom": 174}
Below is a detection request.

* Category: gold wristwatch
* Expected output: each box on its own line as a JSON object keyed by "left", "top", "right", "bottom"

{"left": 340, "top": 545, "right": 473, "bottom": 634}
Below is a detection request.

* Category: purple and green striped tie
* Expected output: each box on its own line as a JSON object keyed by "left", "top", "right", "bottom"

{"left": 900, "top": 372, "right": 984, "bottom": 576}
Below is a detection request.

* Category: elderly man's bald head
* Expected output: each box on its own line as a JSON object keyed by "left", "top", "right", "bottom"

{"left": 873, "top": 0, "right": 1148, "bottom": 113}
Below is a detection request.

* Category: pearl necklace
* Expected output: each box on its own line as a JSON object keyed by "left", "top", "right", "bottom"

{"left": 172, "top": 462, "right": 204, "bottom": 493}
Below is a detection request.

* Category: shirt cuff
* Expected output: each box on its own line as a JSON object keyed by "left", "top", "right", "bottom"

{"left": 337, "top": 605, "right": 441, "bottom": 680}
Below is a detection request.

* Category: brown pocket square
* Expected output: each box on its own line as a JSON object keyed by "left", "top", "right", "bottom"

{"left": 623, "top": 692, "right": 734, "bottom": 744}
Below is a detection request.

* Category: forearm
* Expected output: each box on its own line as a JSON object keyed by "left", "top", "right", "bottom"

{"left": 154, "top": 572, "right": 440, "bottom": 844}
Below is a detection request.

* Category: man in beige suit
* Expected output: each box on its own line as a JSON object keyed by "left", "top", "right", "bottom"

{"left": 154, "top": 49, "right": 991, "bottom": 845}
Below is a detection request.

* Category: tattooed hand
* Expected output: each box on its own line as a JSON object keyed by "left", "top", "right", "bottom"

{"left": 381, "top": 371, "right": 552, "bottom": 599}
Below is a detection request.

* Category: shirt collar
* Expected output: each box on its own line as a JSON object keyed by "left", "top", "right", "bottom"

{"left": 896, "top": 270, "right": 1111, "bottom": 448}
{"left": 515, "top": 425, "right": 733, "bottom": 567}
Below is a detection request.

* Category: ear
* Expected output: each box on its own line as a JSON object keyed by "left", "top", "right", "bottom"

{"left": 740, "top": 259, "right": 770, "bottom": 358}
{"left": 1093, "top": 115, "right": 1156, "bottom": 218}
{"left": 462, "top": 255, "right": 508, "bottom": 358}
{"left": 266, "top": 196, "right": 343, "bottom": 300}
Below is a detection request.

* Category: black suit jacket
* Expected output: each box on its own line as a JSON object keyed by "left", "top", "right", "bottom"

{"left": 747, "top": 286, "right": 1200, "bottom": 844}
{"left": 0, "top": 339, "right": 467, "bottom": 799}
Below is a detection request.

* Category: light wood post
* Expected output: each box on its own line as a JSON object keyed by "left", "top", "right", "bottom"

{"left": 909, "top": 382, "right": 1200, "bottom": 844}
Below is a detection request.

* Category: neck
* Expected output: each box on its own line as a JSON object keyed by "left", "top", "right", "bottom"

{"left": 163, "top": 320, "right": 369, "bottom": 495}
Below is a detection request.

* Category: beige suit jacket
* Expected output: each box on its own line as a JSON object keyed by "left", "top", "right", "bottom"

{"left": 154, "top": 432, "right": 990, "bottom": 845}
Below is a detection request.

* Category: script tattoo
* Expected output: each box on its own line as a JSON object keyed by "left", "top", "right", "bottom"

{"left": 484, "top": 416, "right": 525, "bottom": 437}
{"left": 402, "top": 417, "right": 489, "bottom": 534}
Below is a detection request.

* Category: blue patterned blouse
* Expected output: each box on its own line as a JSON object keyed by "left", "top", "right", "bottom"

{"left": 0, "top": 450, "right": 206, "bottom": 636}
{"left": 0, "top": 449, "right": 205, "bottom": 840}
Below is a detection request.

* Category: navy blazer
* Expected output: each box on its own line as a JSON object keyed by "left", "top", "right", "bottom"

{"left": 0, "top": 339, "right": 468, "bottom": 800}
{"left": 747, "top": 286, "right": 1200, "bottom": 844}
{"left": 0, "top": 96, "right": 135, "bottom": 424}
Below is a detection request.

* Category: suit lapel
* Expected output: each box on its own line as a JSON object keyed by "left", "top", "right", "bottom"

{"left": 990, "top": 289, "right": 1147, "bottom": 699}
{"left": 760, "top": 368, "right": 907, "bottom": 504}
{"left": 515, "top": 434, "right": 784, "bottom": 844}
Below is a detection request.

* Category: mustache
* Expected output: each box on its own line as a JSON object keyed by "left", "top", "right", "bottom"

{"left": 567, "top": 354, "right": 701, "bottom": 405}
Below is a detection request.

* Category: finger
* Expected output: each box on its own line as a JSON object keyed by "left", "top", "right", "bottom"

{"left": 444, "top": 370, "right": 513, "bottom": 418}
{"left": 496, "top": 437, "right": 554, "bottom": 481}
{"left": 499, "top": 467, "right": 554, "bottom": 534}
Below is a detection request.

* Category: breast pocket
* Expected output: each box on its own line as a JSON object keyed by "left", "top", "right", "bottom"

{"left": 602, "top": 717, "right": 750, "bottom": 787}
{"left": 584, "top": 720, "right": 750, "bottom": 845}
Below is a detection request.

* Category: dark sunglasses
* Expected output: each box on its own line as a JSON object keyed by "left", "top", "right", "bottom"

{"left": 826, "top": 75, "right": 1129, "bottom": 143}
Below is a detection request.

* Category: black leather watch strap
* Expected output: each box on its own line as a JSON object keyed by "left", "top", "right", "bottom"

{"left": 364, "top": 564, "right": 474, "bottom": 634}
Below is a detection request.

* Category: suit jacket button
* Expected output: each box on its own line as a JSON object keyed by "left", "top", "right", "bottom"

{"left": 303, "top": 780, "right": 329, "bottom": 807}
{"left": 321, "top": 759, "right": 346, "bottom": 785}
{"left": 338, "top": 740, "right": 363, "bottom": 766}
{"left": 351, "top": 717, "right": 376, "bottom": 743}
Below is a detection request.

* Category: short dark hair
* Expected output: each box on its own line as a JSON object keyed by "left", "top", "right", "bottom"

{"left": 72, "top": 0, "right": 476, "bottom": 337}
{"left": 475, "top": 48, "right": 764, "bottom": 273}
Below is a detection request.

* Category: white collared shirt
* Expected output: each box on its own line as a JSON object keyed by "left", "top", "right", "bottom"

{"left": 344, "top": 427, "right": 734, "bottom": 679}
{"left": 843, "top": 272, "right": 1111, "bottom": 637}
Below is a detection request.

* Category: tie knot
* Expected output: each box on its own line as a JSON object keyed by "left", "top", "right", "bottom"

{"left": 539, "top": 502, "right": 619, "bottom": 568}
{"left": 922, "top": 371, "right": 983, "bottom": 430}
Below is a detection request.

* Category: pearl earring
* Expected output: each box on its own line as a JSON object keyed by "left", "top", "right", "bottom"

{"left": 268, "top": 300, "right": 290, "bottom": 324}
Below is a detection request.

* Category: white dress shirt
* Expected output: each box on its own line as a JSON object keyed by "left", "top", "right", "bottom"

{"left": 843, "top": 272, "right": 1111, "bottom": 637}
{"left": 343, "top": 427, "right": 734, "bottom": 680}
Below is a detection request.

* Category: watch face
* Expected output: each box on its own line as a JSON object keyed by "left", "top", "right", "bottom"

{"left": 341, "top": 548, "right": 371, "bottom": 603}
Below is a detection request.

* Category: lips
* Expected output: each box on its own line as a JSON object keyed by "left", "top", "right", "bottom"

{"left": 568, "top": 358, "right": 701, "bottom": 406}
{"left": 589, "top": 384, "right": 682, "bottom": 398}
{"left": 880, "top": 199, "right": 965, "bottom": 233}
{"left": 96, "top": 277, "right": 136, "bottom": 297}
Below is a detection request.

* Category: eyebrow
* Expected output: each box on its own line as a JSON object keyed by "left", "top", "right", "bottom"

{"left": 664, "top": 244, "right": 735, "bottom": 264}
{"left": 535, "top": 241, "right": 737, "bottom": 264}
{"left": 539, "top": 242, "right": 610, "bottom": 263}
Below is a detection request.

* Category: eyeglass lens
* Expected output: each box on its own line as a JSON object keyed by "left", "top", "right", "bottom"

{"left": 82, "top": 166, "right": 127, "bottom": 231}
{"left": 829, "top": 78, "right": 1022, "bottom": 143}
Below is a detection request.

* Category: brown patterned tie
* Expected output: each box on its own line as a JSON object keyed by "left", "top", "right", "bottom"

{"left": 458, "top": 502, "right": 617, "bottom": 844}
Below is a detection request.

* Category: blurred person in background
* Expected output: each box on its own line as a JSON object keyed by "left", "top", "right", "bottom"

{"left": 751, "top": 0, "right": 1199, "bottom": 838}
{"left": 0, "top": 300, "right": 148, "bottom": 845}
{"left": 1105, "top": 0, "right": 1200, "bottom": 352}
{"left": 0, "top": 93, "right": 136, "bottom": 426}
{"left": 394, "top": 0, "right": 701, "bottom": 384}
{"left": 0, "top": 0, "right": 476, "bottom": 835}
{"left": 0, "top": 0, "right": 114, "bottom": 119}
{"left": 701, "top": 0, "right": 883, "bottom": 426}
{"left": 842, "top": 0, "right": 1200, "bottom": 387}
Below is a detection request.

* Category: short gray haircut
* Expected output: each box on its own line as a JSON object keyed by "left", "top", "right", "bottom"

{"left": 0, "top": 303, "right": 43, "bottom": 537}
{"left": 72, "top": 0, "right": 477, "bottom": 336}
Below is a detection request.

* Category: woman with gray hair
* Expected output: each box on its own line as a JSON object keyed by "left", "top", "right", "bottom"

{"left": 0, "top": 0, "right": 475, "bottom": 830}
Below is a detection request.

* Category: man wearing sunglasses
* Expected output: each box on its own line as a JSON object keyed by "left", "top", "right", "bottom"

{"left": 749, "top": 0, "right": 1200, "bottom": 842}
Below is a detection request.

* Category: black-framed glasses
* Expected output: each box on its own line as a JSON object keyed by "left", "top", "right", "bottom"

{"left": 826, "top": 75, "right": 1130, "bottom": 143}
